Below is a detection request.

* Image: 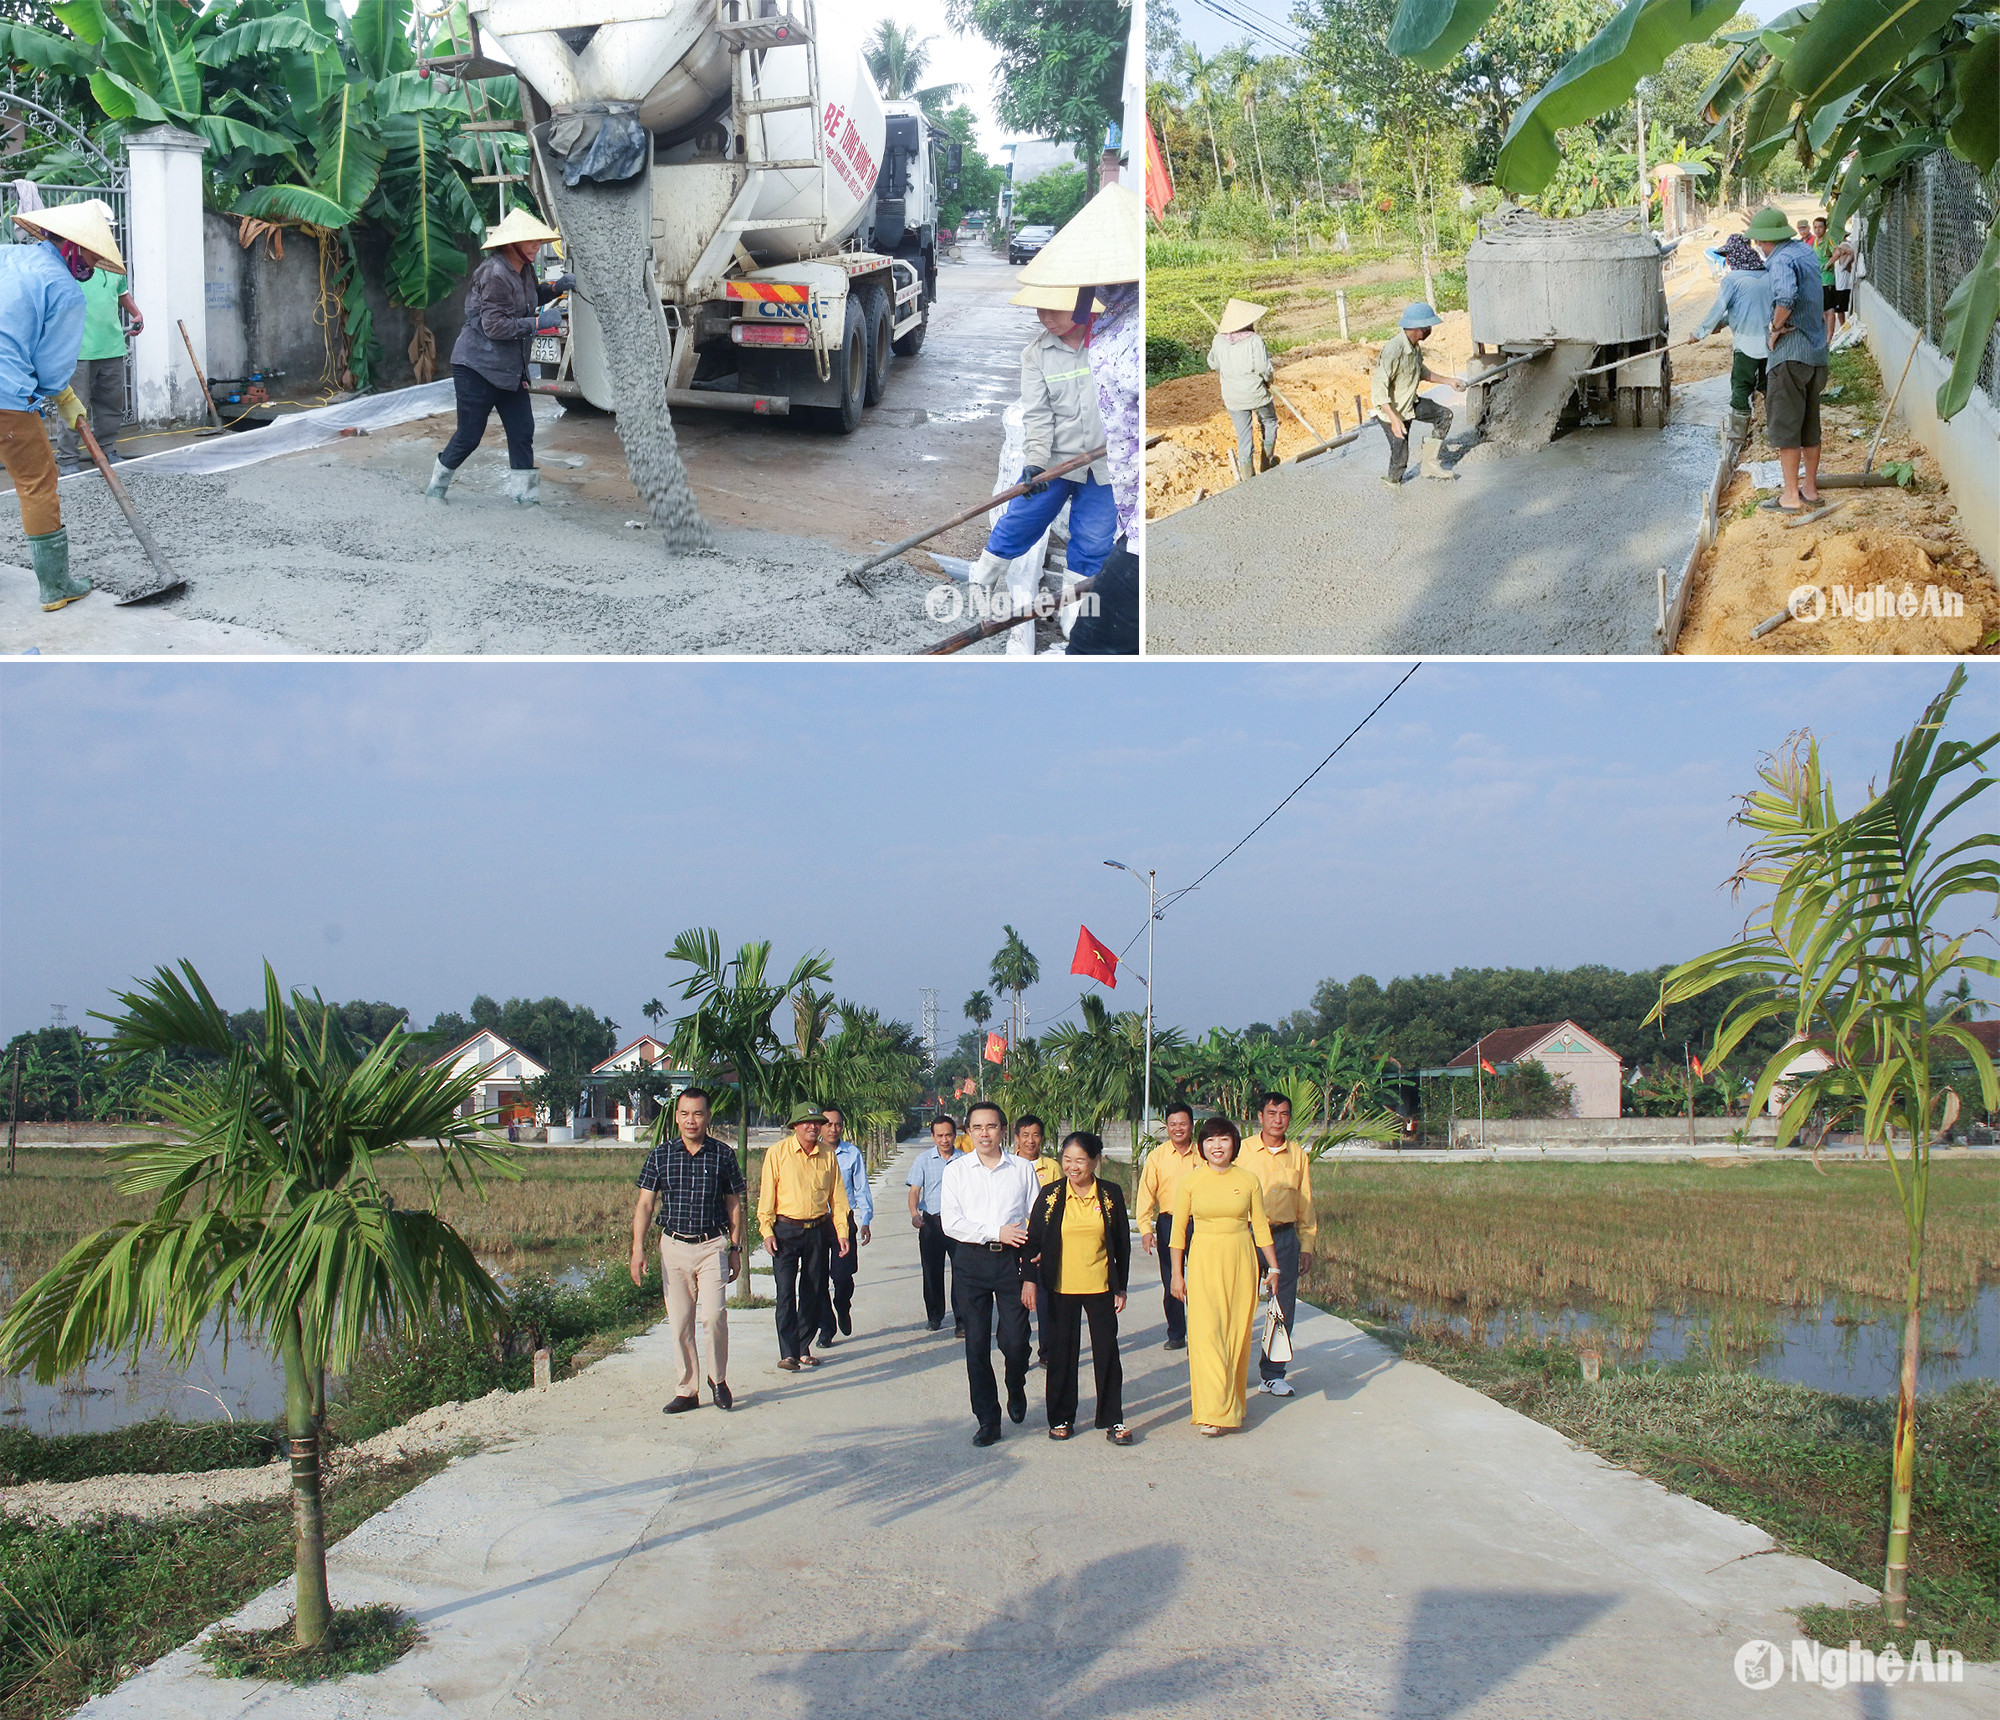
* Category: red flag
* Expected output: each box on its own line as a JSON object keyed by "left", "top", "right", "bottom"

{"left": 1071, "top": 924, "right": 1118, "bottom": 989}
{"left": 1480, "top": 1058, "right": 1496, "bottom": 1075}
{"left": 1691, "top": 1053, "right": 1705, "bottom": 1080}
{"left": 1143, "top": 112, "right": 1174, "bottom": 221}
{"left": 984, "top": 1032, "right": 1007, "bottom": 1064}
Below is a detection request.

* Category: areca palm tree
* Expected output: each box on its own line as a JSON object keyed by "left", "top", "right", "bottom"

{"left": 863, "top": 20, "right": 961, "bottom": 121}
{"left": 1173, "top": 39, "right": 1227, "bottom": 193}
{"left": 988, "top": 926, "right": 1039, "bottom": 1073}
{"left": 963, "top": 989, "right": 993, "bottom": 1095}
{"left": 1650, "top": 668, "right": 1999, "bottom": 1628}
{"left": 0, "top": 961, "right": 513, "bottom": 1650}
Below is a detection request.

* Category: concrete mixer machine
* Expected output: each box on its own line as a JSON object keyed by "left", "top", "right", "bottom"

{"left": 468, "top": 0, "right": 954, "bottom": 429}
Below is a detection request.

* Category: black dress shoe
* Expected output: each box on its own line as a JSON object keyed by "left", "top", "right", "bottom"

{"left": 710, "top": 1378, "right": 732, "bottom": 1410}
{"left": 1164, "top": 1337, "right": 1186, "bottom": 1351}
{"left": 776, "top": 1356, "right": 800, "bottom": 1373}
{"left": 927, "top": 1319, "right": 943, "bottom": 1331}
{"left": 954, "top": 1323, "right": 967, "bottom": 1338}
{"left": 972, "top": 1424, "right": 1002, "bottom": 1447}
{"left": 816, "top": 1332, "right": 836, "bottom": 1348}
{"left": 663, "top": 1394, "right": 700, "bottom": 1414}
{"left": 838, "top": 1309, "right": 852, "bottom": 1336}
{"left": 1007, "top": 1391, "right": 1027, "bottom": 1424}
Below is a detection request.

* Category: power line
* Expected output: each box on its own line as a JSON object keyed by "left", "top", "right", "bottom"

{"left": 1185, "top": 0, "right": 1304, "bottom": 54}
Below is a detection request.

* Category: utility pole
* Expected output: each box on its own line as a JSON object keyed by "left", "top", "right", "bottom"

{"left": 6, "top": 1045, "right": 20, "bottom": 1176}
{"left": 1104, "top": 861, "right": 1157, "bottom": 1155}
{"left": 1686, "top": 1041, "right": 1697, "bottom": 1153}
{"left": 920, "top": 988, "right": 937, "bottom": 1076}
{"left": 1636, "top": 91, "right": 1649, "bottom": 234}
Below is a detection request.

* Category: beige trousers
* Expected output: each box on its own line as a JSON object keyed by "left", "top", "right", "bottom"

{"left": 661, "top": 1233, "right": 730, "bottom": 1397}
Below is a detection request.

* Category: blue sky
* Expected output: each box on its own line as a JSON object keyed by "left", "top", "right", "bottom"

{"left": 2, "top": 662, "right": 1991, "bottom": 1051}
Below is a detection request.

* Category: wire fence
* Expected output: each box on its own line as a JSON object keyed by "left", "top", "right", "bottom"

{"left": 1862, "top": 151, "right": 2000, "bottom": 406}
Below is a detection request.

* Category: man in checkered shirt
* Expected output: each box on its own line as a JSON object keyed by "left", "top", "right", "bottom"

{"left": 630, "top": 1087, "right": 745, "bottom": 1414}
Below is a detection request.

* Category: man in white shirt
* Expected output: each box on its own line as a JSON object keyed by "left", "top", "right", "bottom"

{"left": 941, "top": 1100, "right": 1039, "bottom": 1446}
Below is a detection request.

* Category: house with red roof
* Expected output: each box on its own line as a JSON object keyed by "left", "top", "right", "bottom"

{"left": 1446, "top": 1021, "right": 1623, "bottom": 1119}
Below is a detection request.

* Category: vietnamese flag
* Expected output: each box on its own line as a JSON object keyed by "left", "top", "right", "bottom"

{"left": 1691, "top": 1052, "right": 1705, "bottom": 1080}
{"left": 1144, "top": 112, "right": 1174, "bottom": 221}
{"left": 984, "top": 1032, "right": 1008, "bottom": 1064}
{"left": 1071, "top": 925, "right": 1118, "bottom": 989}
{"left": 1480, "top": 1058, "right": 1496, "bottom": 1075}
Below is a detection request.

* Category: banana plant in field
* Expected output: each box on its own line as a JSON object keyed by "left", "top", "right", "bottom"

{"left": 1647, "top": 667, "right": 1999, "bottom": 1628}
{"left": 0, "top": 962, "right": 515, "bottom": 1650}
{"left": 1389, "top": 0, "right": 2000, "bottom": 418}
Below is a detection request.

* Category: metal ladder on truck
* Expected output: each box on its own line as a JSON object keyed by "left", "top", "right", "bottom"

{"left": 716, "top": 0, "right": 830, "bottom": 249}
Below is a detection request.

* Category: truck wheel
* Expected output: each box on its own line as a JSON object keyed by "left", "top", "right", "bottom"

{"left": 891, "top": 300, "right": 928, "bottom": 357}
{"left": 815, "top": 310, "right": 867, "bottom": 434}
{"left": 860, "top": 284, "right": 893, "bottom": 406}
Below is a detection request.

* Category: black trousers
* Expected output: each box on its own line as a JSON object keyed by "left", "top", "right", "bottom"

{"left": 771, "top": 1218, "right": 831, "bottom": 1361}
{"left": 1153, "top": 1215, "right": 1186, "bottom": 1343}
{"left": 439, "top": 367, "right": 536, "bottom": 471}
{"left": 818, "top": 1217, "right": 857, "bottom": 1340}
{"left": 1045, "top": 1290, "right": 1123, "bottom": 1429}
{"left": 1065, "top": 537, "right": 1138, "bottom": 655}
{"left": 955, "top": 1242, "right": 1029, "bottom": 1429}
{"left": 918, "top": 1212, "right": 957, "bottom": 1327}
{"left": 1383, "top": 396, "right": 1452, "bottom": 481}
{"left": 1260, "top": 1223, "right": 1301, "bottom": 1382}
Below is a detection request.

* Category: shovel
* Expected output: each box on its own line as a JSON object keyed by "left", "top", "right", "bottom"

{"left": 178, "top": 319, "right": 226, "bottom": 435}
{"left": 75, "top": 422, "right": 185, "bottom": 605}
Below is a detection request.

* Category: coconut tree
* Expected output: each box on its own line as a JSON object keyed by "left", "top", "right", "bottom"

{"left": 863, "top": 19, "right": 962, "bottom": 120}
{"left": 0, "top": 960, "right": 513, "bottom": 1650}
{"left": 1649, "top": 667, "right": 1999, "bottom": 1628}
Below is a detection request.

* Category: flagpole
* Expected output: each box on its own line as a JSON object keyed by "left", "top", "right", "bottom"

{"left": 1477, "top": 1041, "right": 1486, "bottom": 1153}
{"left": 1143, "top": 867, "right": 1155, "bottom": 1153}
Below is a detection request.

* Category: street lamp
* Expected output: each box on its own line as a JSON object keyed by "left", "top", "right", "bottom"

{"left": 1104, "top": 860, "right": 1157, "bottom": 1152}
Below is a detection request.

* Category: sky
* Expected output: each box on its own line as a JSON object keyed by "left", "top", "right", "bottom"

{"left": 1167, "top": 0, "right": 1795, "bottom": 60}
{"left": 3, "top": 662, "right": 1991, "bottom": 1055}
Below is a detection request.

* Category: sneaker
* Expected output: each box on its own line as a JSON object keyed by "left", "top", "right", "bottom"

{"left": 1262, "top": 1377, "right": 1295, "bottom": 1397}
{"left": 709, "top": 1378, "right": 732, "bottom": 1411}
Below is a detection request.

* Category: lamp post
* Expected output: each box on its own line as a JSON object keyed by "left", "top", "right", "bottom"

{"left": 1104, "top": 860, "right": 1156, "bottom": 1154}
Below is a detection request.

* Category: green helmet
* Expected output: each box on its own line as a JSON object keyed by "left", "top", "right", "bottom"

{"left": 1744, "top": 206, "right": 1796, "bottom": 242}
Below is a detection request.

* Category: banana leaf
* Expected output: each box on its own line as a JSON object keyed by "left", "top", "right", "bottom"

{"left": 1386, "top": 0, "right": 1502, "bottom": 70}
{"left": 349, "top": 0, "right": 415, "bottom": 84}
{"left": 136, "top": 0, "right": 204, "bottom": 118}
{"left": 1781, "top": 0, "right": 1964, "bottom": 113}
{"left": 1738, "top": 59, "right": 1800, "bottom": 173}
{"left": 192, "top": 113, "right": 300, "bottom": 165}
{"left": 90, "top": 69, "right": 169, "bottom": 125}
{"left": 377, "top": 110, "right": 473, "bottom": 308}
{"left": 1936, "top": 209, "right": 2000, "bottom": 420}
{"left": 0, "top": 21, "right": 101, "bottom": 76}
{"left": 275, "top": 37, "right": 349, "bottom": 117}
{"left": 232, "top": 181, "right": 355, "bottom": 227}
{"left": 312, "top": 83, "right": 386, "bottom": 215}
{"left": 1495, "top": 0, "right": 1743, "bottom": 196}
{"left": 1948, "top": 22, "right": 1998, "bottom": 173}
{"left": 50, "top": 0, "right": 112, "bottom": 45}
{"left": 197, "top": 15, "right": 329, "bottom": 66}
{"left": 1696, "top": 39, "right": 1765, "bottom": 121}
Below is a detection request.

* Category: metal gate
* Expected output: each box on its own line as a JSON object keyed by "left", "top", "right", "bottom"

{"left": 0, "top": 83, "right": 134, "bottom": 419}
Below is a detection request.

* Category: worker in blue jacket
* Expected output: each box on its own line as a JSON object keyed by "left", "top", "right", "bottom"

{"left": 2, "top": 200, "right": 124, "bottom": 611}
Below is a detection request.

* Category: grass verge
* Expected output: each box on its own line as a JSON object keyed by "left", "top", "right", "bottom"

{"left": 1331, "top": 1310, "right": 1999, "bottom": 1659}
{"left": 0, "top": 1450, "right": 455, "bottom": 1720}
{"left": 200, "top": 1603, "right": 419, "bottom": 1685}
{"left": 0, "top": 1421, "right": 279, "bottom": 1487}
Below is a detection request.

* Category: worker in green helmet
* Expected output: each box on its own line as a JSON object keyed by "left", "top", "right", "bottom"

{"left": 1372, "top": 301, "right": 1467, "bottom": 488}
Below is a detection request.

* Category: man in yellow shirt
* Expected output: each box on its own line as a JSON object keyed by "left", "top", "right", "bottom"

{"left": 1242, "top": 1092, "right": 1315, "bottom": 1397}
{"left": 1135, "top": 1101, "right": 1201, "bottom": 1350}
{"left": 758, "top": 1103, "right": 851, "bottom": 1372}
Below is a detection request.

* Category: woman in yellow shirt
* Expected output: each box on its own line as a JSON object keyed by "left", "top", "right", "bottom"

{"left": 1023, "top": 1131, "right": 1132, "bottom": 1444}
{"left": 1171, "top": 1117, "right": 1281, "bottom": 1435}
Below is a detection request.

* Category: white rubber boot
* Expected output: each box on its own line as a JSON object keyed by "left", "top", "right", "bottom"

{"left": 503, "top": 468, "right": 541, "bottom": 506}
{"left": 424, "top": 458, "right": 454, "bottom": 502}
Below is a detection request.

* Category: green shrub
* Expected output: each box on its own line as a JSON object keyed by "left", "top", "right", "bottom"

{"left": 0, "top": 1420, "right": 281, "bottom": 1487}
{"left": 201, "top": 1604, "right": 419, "bottom": 1684}
{"left": 1147, "top": 335, "right": 1206, "bottom": 387}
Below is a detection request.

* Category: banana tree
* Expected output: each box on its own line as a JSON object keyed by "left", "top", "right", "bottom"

{"left": 1389, "top": 0, "right": 2000, "bottom": 418}
{"left": 1648, "top": 667, "right": 1999, "bottom": 1627}
{"left": 0, "top": 961, "right": 514, "bottom": 1650}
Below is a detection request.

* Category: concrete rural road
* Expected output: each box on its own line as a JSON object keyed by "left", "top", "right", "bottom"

{"left": 81, "top": 1153, "right": 1994, "bottom": 1720}
{"left": 1145, "top": 377, "right": 1728, "bottom": 657}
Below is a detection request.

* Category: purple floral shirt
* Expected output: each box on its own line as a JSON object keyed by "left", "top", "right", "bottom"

{"left": 1086, "top": 281, "right": 1141, "bottom": 544}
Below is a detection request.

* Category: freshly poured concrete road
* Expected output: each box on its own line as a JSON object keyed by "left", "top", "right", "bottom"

{"left": 82, "top": 1155, "right": 1994, "bottom": 1719}
{"left": 1146, "top": 377, "right": 1729, "bottom": 656}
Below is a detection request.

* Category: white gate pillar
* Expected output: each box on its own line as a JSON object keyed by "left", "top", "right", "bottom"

{"left": 124, "top": 124, "right": 207, "bottom": 423}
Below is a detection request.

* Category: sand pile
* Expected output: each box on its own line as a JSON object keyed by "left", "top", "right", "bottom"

{"left": 1146, "top": 344, "right": 1377, "bottom": 519}
{"left": 2, "top": 461, "right": 984, "bottom": 655}
{"left": 549, "top": 180, "right": 711, "bottom": 553}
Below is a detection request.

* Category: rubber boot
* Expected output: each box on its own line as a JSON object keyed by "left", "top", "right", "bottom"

{"left": 29, "top": 528, "right": 90, "bottom": 612}
{"left": 503, "top": 468, "right": 541, "bottom": 506}
{"left": 1236, "top": 455, "right": 1254, "bottom": 483}
{"left": 1420, "top": 435, "right": 1457, "bottom": 481}
{"left": 1721, "top": 407, "right": 1752, "bottom": 445}
{"left": 424, "top": 457, "right": 454, "bottom": 502}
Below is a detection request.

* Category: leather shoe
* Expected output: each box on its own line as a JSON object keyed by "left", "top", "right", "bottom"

{"left": 710, "top": 1378, "right": 732, "bottom": 1410}
{"left": 838, "top": 1309, "right": 852, "bottom": 1336}
{"left": 954, "top": 1323, "right": 967, "bottom": 1338}
{"left": 776, "top": 1356, "right": 800, "bottom": 1372}
{"left": 927, "top": 1319, "right": 942, "bottom": 1331}
{"left": 1164, "top": 1337, "right": 1186, "bottom": 1350}
{"left": 663, "top": 1394, "right": 699, "bottom": 1414}
{"left": 1007, "top": 1390, "right": 1026, "bottom": 1424}
{"left": 972, "top": 1424, "right": 1002, "bottom": 1447}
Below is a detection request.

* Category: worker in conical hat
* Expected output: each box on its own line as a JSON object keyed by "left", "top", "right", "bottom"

{"left": 426, "top": 207, "right": 574, "bottom": 506}
{"left": 1208, "top": 299, "right": 1275, "bottom": 480}
{"left": 52, "top": 198, "right": 145, "bottom": 477}
{"left": 2, "top": 199, "right": 126, "bottom": 612}
{"left": 1371, "top": 300, "right": 1467, "bottom": 489}
{"left": 970, "top": 282, "right": 1118, "bottom": 655}
{"left": 1011, "top": 184, "right": 1144, "bottom": 654}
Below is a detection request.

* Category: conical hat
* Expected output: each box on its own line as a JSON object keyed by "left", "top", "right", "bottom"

{"left": 483, "top": 207, "right": 561, "bottom": 250}
{"left": 1217, "top": 297, "right": 1266, "bottom": 333}
{"left": 1009, "top": 282, "right": 1106, "bottom": 313}
{"left": 1017, "top": 183, "right": 1143, "bottom": 287}
{"left": 15, "top": 199, "right": 125, "bottom": 273}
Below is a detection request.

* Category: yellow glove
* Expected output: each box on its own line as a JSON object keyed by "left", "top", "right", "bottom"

{"left": 52, "top": 387, "right": 86, "bottom": 431}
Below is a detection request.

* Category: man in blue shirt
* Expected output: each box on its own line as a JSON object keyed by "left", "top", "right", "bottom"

{"left": 1746, "top": 205, "right": 1828, "bottom": 512}
{"left": 815, "top": 1104, "right": 874, "bottom": 1345}
{"left": 2, "top": 201, "right": 122, "bottom": 612}
{"left": 906, "top": 1114, "right": 964, "bottom": 1335}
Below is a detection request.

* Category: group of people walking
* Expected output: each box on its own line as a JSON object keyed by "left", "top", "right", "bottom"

{"left": 631, "top": 1090, "right": 1320, "bottom": 1443}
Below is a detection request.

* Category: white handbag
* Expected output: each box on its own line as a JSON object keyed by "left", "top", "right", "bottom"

{"left": 1261, "top": 1298, "right": 1293, "bottom": 1366}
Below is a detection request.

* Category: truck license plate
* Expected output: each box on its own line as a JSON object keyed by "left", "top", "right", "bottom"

{"left": 531, "top": 336, "right": 565, "bottom": 364}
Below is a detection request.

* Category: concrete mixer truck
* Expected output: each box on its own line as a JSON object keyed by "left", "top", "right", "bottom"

{"left": 466, "top": 0, "right": 952, "bottom": 432}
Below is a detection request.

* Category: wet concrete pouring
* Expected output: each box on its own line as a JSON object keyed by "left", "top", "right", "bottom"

{"left": 0, "top": 252, "right": 1028, "bottom": 654}
{"left": 1147, "top": 370, "right": 1727, "bottom": 655}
